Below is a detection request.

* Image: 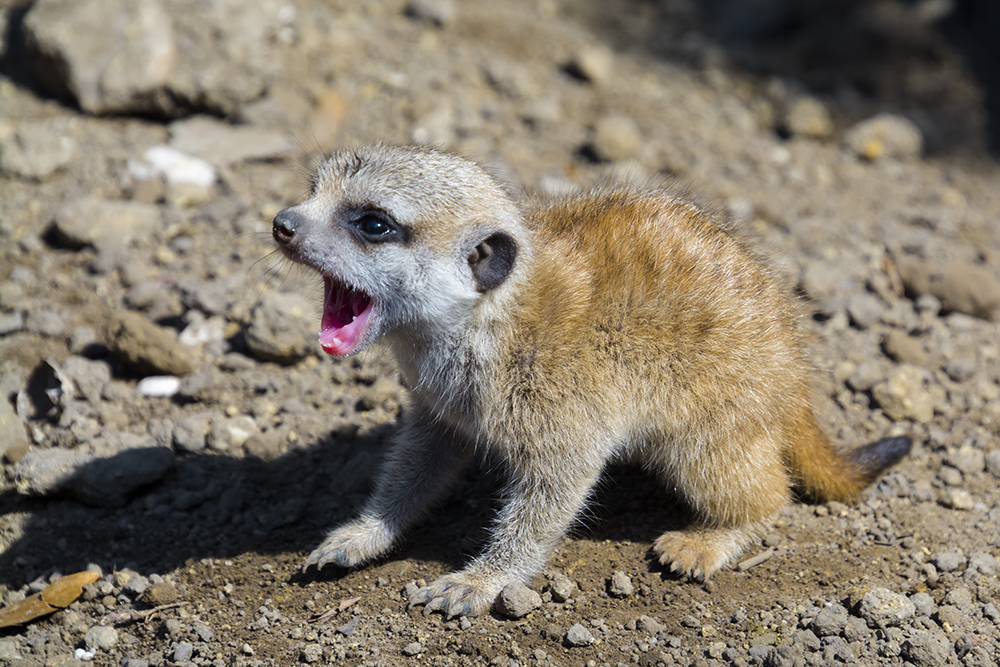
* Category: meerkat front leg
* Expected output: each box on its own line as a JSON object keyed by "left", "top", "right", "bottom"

{"left": 305, "top": 410, "right": 472, "bottom": 570}
{"left": 409, "top": 449, "right": 604, "bottom": 618}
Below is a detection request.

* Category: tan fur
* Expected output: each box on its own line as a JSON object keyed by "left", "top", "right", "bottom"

{"left": 273, "top": 144, "right": 907, "bottom": 618}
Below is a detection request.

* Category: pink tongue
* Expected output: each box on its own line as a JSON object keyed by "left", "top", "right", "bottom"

{"left": 318, "top": 276, "right": 372, "bottom": 356}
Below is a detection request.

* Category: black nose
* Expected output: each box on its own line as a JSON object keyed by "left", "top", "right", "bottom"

{"left": 272, "top": 209, "right": 301, "bottom": 245}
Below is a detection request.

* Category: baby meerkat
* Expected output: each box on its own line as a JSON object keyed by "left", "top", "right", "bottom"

{"left": 273, "top": 144, "right": 910, "bottom": 618}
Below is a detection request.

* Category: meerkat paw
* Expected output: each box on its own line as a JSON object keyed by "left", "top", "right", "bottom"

{"left": 406, "top": 572, "right": 501, "bottom": 618}
{"left": 653, "top": 527, "right": 751, "bottom": 582}
{"left": 303, "top": 518, "right": 394, "bottom": 571}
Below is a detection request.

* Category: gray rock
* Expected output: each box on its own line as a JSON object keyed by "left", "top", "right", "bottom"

{"left": 15, "top": 433, "right": 174, "bottom": 505}
{"left": 108, "top": 311, "right": 195, "bottom": 377}
{"left": 811, "top": 603, "right": 848, "bottom": 637}
{"left": 0, "top": 639, "right": 22, "bottom": 660}
{"left": 168, "top": 116, "right": 294, "bottom": 168}
{"left": 766, "top": 645, "right": 804, "bottom": 667}
{"left": 986, "top": 450, "right": 1000, "bottom": 479}
{"left": 636, "top": 615, "right": 666, "bottom": 634}
{"left": 172, "top": 413, "right": 212, "bottom": 453}
{"left": 943, "top": 356, "right": 977, "bottom": 383}
{"left": 784, "top": 96, "right": 833, "bottom": 139}
{"left": 871, "top": 364, "right": 935, "bottom": 424}
{"left": 0, "top": 395, "right": 29, "bottom": 462}
{"left": 67, "top": 442, "right": 175, "bottom": 507}
{"left": 194, "top": 623, "right": 214, "bottom": 641}
{"left": 846, "top": 293, "right": 883, "bottom": 329}
{"left": 607, "top": 570, "right": 634, "bottom": 597}
{"left": 84, "top": 625, "right": 119, "bottom": 650}
{"left": 857, "top": 587, "right": 915, "bottom": 628}
{"left": 846, "top": 360, "right": 890, "bottom": 392}
{"left": 24, "top": 0, "right": 175, "bottom": 114}
{"left": 930, "top": 550, "right": 966, "bottom": 572}
{"left": 946, "top": 445, "right": 985, "bottom": 474}
{"left": 207, "top": 415, "right": 258, "bottom": 452}
{"left": 910, "top": 592, "right": 935, "bottom": 616}
{"left": 845, "top": 113, "right": 923, "bottom": 160}
{"left": 565, "top": 45, "right": 614, "bottom": 85}
{"left": 14, "top": 446, "right": 90, "bottom": 497}
{"left": 591, "top": 115, "right": 642, "bottom": 162}
{"left": 882, "top": 330, "right": 934, "bottom": 368}
{"left": 901, "top": 630, "right": 951, "bottom": 667}
{"left": 0, "top": 118, "right": 79, "bottom": 179}
{"left": 944, "top": 587, "right": 973, "bottom": 610}
{"left": 939, "top": 488, "right": 975, "bottom": 510}
{"left": 402, "top": 641, "right": 423, "bottom": 656}
{"left": 546, "top": 572, "right": 576, "bottom": 602}
{"left": 173, "top": 642, "right": 194, "bottom": 662}
{"left": 25, "top": 309, "right": 66, "bottom": 338}
{"left": 0, "top": 310, "right": 23, "bottom": 336}
{"left": 968, "top": 551, "right": 999, "bottom": 575}
{"left": 564, "top": 623, "right": 595, "bottom": 647}
{"left": 122, "top": 574, "right": 150, "bottom": 597}
{"left": 59, "top": 356, "right": 111, "bottom": 404}
{"left": 244, "top": 291, "right": 312, "bottom": 365}
{"left": 495, "top": 582, "right": 541, "bottom": 619}
{"left": 50, "top": 196, "right": 160, "bottom": 253}
{"left": 336, "top": 616, "right": 360, "bottom": 636}
{"left": 842, "top": 616, "right": 869, "bottom": 643}
{"left": 896, "top": 258, "right": 1000, "bottom": 321}
{"left": 302, "top": 643, "right": 323, "bottom": 662}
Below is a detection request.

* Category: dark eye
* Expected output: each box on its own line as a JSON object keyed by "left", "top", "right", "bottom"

{"left": 358, "top": 215, "right": 391, "bottom": 237}
{"left": 350, "top": 209, "right": 404, "bottom": 243}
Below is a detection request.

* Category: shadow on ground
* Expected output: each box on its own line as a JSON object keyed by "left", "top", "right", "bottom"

{"left": 0, "top": 428, "right": 692, "bottom": 591}
{"left": 579, "top": 0, "right": 1000, "bottom": 156}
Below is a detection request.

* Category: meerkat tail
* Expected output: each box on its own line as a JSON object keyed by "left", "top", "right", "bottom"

{"left": 784, "top": 406, "right": 912, "bottom": 503}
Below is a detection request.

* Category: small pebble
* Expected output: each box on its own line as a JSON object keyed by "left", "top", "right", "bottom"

{"left": 939, "top": 488, "right": 975, "bottom": 510}
{"left": 857, "top": 587, "right": 915, "bottom": 628}
{"left": 137, "top": 376, "right": 181, "bottom": 398}
{"left": 173, "top": 643, "right": 194, "bottom": 662}
{"left": 845, "top": 112, "right": 923, "bottom": 160}
{"left": 495, "top": 582, "right": 541, "bottom": 619}
{"left": 811, "top": 603, "right": 848, "bottom": 637}
{"left": 84, "top": 625, "right": 119, "bottom": 651}
{"left": 607, "top": 570, "right": 634, "bottom": 598}
{"left": 564, "top": 623, "right": 595, "bottom": 647}
{"left": 402, "top": 641, "right": 424, "bottom": 656}
{"left": 546, "top": 572, "right": 576, "bottom": 602}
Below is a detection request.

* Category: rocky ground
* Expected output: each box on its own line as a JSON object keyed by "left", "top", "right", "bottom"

{"left": 2, "top": 0, "right": 1000, "bottom": 665}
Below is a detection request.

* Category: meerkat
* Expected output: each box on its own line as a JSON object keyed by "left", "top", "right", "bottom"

{"left": 272, "top": 144, "right": 911, "bottom": 618}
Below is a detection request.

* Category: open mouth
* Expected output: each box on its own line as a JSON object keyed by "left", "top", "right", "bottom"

{"left": 318, "top": 275, "right": 374, "bottom": 356}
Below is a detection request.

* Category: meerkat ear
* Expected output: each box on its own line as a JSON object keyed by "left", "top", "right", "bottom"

{"left": 467, "top": 232, "right": 517, "bottom": 292}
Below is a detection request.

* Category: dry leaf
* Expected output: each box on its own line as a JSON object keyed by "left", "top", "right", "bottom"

{"left": 0, "top": 571, "right": 100, "bottom": 628}
{"left": 0, "top": 594, "right": 58, "bottom": 628}
{"left": 40, "top": 571, "right": 100, "bottom": 607}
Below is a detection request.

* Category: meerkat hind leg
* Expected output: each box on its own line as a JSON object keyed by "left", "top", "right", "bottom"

{"left": 653, "top": 524, "right": 758, "bottom": 581}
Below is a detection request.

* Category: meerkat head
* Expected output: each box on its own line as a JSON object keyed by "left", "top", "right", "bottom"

{"left": 273, "top": 144, "right": 530, "bottom": 357}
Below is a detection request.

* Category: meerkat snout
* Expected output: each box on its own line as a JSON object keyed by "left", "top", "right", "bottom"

{"left": 276, "top": 143, "right": 911, "bottom": 619}
{"left": 272, "top": 208, "right": 300, "bottom": 246}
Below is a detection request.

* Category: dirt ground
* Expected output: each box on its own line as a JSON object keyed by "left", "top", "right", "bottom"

{"left": 2, "top": 1, "right": 1000, "bottom": 666}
